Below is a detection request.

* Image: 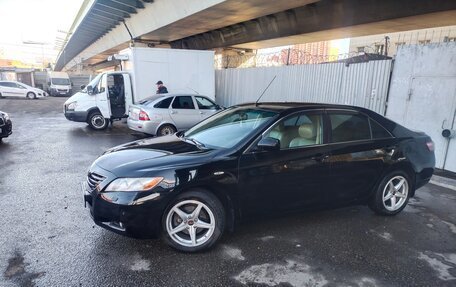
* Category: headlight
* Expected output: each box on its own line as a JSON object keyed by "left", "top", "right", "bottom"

{"left": 105, "top": 177, "right": 164, "bottom": 192}
{"left": 3, "top": 113, "right": 10, "bottom": 121}
{"left": 67, "top": 101, "right": 77, "bottom": 110}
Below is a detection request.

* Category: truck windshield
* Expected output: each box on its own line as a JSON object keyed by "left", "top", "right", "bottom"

{"left": 183, "top": 107, "right": 278, "bottom": 149}
{"left": 82, "top": 74, "right": 102, "bottom": 93}
{"left": 51, "top": 78, "right": 70, "bottom": 85}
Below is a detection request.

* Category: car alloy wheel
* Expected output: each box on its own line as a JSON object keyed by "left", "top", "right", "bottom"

{"left": 165, "top": 200, "right": 216, "bottom": 248}
{"left": 158, "top": 125, "right": 176, "bottom": 136}
{"left": 27, "top": 92, "right": 36, "bottom": 99}
{"left": 382, "top": 175, "right": 409, "bottom": 211}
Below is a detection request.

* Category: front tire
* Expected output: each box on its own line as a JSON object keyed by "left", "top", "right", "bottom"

{"left": 368, "top": 171, "right": 411, "bottom": 216}
{"left": 87, "top": 112, "right": 109, "bottom": 130}
{"left": 162, "top": 190, "right": 225, "bottom": 252}
{"left": 27, "top": 92, "right": 36, "bottom": 99}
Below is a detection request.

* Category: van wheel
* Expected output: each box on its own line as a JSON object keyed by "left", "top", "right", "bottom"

{"left": 27, "top": 92, "right": 36, "bottom": 99}
{"left": 368, "top": 171, "right": 411, "bottom": 216}
{"left": 0, "top": 92, "right": 3, "bottom": 98}
{"left": 157, "top": 124, "right": 176, "bottom": 136}
{"left": 88, "top": 112, "right": 109, "bottom": 130}
{"left": 162, "top": 190, "right": 225, "bottom": 252}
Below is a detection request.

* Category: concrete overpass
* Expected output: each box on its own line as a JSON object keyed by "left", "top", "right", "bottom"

{"left": 56, "top": 0, "right": 456, "bottom": 71}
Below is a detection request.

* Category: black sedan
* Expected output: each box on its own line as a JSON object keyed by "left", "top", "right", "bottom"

{"left": 83, "top": 103, "right": 435, "bottom": 252}
{"left": 0, "top": 111, "right": 12, "bottom": 142}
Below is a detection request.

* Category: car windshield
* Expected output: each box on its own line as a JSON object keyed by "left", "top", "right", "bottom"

{"left": 183, "top": 106, "right": 279, "bottom": 149}
{"left": 52, "top": 78, "right": 70, "bottom": 85}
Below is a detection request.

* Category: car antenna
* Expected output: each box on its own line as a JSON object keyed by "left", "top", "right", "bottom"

{"left": 255, "top": 75, "right": 276, "bottom": 106}
{"left": 187, "top": 86, "right": 200, "bottom": 95}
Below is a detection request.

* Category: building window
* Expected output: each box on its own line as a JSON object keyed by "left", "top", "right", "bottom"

{"left": 418, "top": 39, "right": 431, "bottom": 44}
{"left": 374, "top": 44, "right": 384, "bottom": 54}
{"left": 444, "top": 37, "right": 456, "bottom": 42}
{"left": 395, "top": 42, "right": 406, "bottom": 47}
{"left": 357, "top": 46, "right": 365, "bottom": 53}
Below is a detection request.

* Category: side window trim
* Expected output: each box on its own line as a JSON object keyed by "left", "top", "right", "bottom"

{"left": 244, "top": 109, "right": 327, "bottom": 154}
{"left": 369, "top": 117, "right": 394, "bottom": 139}
{"left": 326, "top": 109, "right": 372, "bottom": 144}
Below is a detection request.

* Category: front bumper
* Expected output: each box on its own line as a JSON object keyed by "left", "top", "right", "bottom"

{"left": 0, "top": 119, "right": 12, "bottom": 138}
{"left": 50, "top": 89, "right": 71, "bottom": 96}
{"left": 83, "top": 170, "right": 173, "bottom": 238}
{"left": 64, "top": 110, "right": 88, "bottom": 122}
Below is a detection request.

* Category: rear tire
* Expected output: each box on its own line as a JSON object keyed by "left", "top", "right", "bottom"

{"left": 368, "top": 170, "right": 411, "bottom": 216}
{"left": 87, "top": 111, "right": 109, "bottom": 130}
{"left": 157, "top": 124, "right": 176, "bottom": 136}
{"left": 162, "top": 190, "right": 225, "bottom": 252}
{"left": 27, "top": 92, "right": 36, "bottom": 99}
{"left": 0, "top": 92, "right": 3, "bottom": 98}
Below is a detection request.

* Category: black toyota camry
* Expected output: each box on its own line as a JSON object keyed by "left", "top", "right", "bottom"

{"left": 83, "top": 103, "right": 435, "bottom": 252}
{"left": 0, "top": 111, "right": 12, "bottom": 142}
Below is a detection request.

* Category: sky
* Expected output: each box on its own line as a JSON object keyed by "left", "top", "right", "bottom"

{"left": 0, "top": 0, "right": 85, "bottom": 67}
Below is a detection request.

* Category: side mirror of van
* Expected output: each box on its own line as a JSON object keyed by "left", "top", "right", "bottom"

{"left": 47, "top": 82, "right": 51, "bottom": 86}
{"left": 86, "top": 85, "right": 93, "bottom": 95}
{"left": 80, "top": 85, "right": 86, "bottom": 90}
{"left": 71, "top": 82, "right": 74, "bottom": 87}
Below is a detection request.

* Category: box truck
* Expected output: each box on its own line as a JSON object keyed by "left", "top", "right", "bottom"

{"left": 63, "top": 47, "right": 215, "bottom": 130}
{"left": 47, "top": 71, "right": 72, "bottom": 96}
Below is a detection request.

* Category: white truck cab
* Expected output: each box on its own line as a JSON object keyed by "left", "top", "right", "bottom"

{"left": 63, "top": 47, "right": 215, "bottom": 130}
{"left": 64, "top": 72, "right": 133, "bottom": 129}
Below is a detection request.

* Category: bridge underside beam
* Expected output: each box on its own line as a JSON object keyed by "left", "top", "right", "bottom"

{"left": 169, "top": 0, "right": 456, "bottom": 50}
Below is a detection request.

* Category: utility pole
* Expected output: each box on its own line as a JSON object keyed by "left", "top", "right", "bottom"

{"left": 384, "top": 36, "right": 390, "bottom": 56}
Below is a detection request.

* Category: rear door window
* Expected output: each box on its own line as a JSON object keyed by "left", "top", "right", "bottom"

{"left": 329, "top": 113, "right": 370, "bottom": 143}
{"left": 172, "top": 96, "right": 195, "bottom": 109}
{"left": 370, "top": 118, "right": 392, "bottom": 139}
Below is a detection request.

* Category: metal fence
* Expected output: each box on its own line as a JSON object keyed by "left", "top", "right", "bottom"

{"left": 215, "top": 60, "right": 392, "bottom": 115}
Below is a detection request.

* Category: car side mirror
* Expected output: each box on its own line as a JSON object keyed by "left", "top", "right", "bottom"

{"left": 71, "top": 82, "right": 74, "bottom": 87}
{"left": 47, "top": 82, "right": 51, "bottom": 86}
{"left": 80, "top": 85, "right": 86, "bottom": 90}
{"left": 86, "top": 85, "right": 93, "bottom": 95}
{"left": 257, "top": 137, "right": 280, "bottom": 151}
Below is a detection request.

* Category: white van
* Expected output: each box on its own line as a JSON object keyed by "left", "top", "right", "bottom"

{"left": 63, "top": 47, "right": 215, "bottom": 130}
{"left": 47, "top": 71, "right": 72, "bottom": 96}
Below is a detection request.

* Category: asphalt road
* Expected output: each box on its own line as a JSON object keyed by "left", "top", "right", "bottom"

{"left": 0, "top": 96, "right": 455, "bottom": 287}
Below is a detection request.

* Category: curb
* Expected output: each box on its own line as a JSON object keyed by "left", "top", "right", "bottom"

{"left": 429, "top": 175, "right": 456, "bottom": 191}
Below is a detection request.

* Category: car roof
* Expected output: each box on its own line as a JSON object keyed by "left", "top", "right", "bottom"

{"left": 235, "top": 102, "right": 373, "bottom": 113}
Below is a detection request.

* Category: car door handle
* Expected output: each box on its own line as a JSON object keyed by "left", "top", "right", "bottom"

{"left": 170, "top": 110, "right": 176, "bottom": 114}
{"left": 311, "top": 154, "right": 329, "bottom": 162}
{"left": 199, "top": 111, "right": 204, "bottom": 114}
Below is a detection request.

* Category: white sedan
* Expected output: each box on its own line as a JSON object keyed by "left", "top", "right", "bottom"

{"left": 0, "top": 81, "right": 47, "bottom": 99}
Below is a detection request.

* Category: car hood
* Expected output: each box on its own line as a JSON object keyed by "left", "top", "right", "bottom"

{"left": 93, "top": 134, "right": 217, "bottom": 177}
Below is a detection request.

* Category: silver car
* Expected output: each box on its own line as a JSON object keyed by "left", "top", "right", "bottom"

{"left": 127, "top": 94, "right": 222, "bottom": 136}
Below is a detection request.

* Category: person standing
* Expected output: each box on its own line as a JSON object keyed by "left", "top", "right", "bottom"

{"left": 156, "top": 80, "right": 168, "bottom": 94}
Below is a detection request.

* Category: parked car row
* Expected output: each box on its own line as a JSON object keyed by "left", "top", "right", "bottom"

{"left": 0, "top": 81, "right": 47, "bottom": 99}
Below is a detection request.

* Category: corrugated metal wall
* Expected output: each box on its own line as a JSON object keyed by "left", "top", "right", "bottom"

{"left": 215, "top": 60, "right": 392, "bottom": 115}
